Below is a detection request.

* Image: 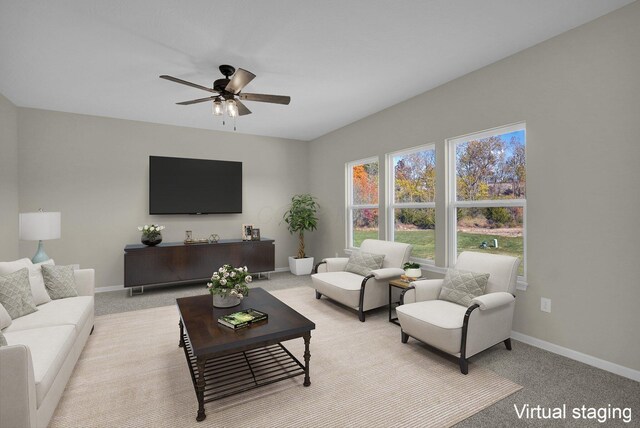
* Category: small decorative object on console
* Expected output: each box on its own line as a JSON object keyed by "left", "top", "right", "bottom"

{"left": 138, "top": 224, "right": 164, "bottom": 246}
{"left": 218, "top": 308, "right": 268, "bottom": 329}
{"left": 208, "top": 233, "right": 220, "bottom": 243}
{"left": 207, "top": 264, "right": 253, "bottom": 308}
{"left": 242, "top": 224, "right": 253, "bottom": 241}
{"left": 251, "top": 228, "right": 261, "bottom": 241}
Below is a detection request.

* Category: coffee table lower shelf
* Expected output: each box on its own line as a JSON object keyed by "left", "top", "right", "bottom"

{"left": 182, "top": 333, "right": 306, "bottom": 403}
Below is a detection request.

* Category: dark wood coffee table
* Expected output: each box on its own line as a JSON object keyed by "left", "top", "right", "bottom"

{"left": 176, "top": 287, "right": 315, "bottom": 422}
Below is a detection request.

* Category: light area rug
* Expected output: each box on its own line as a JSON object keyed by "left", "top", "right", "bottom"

{"left": 50, "top": 287, "right": 521, "bottom": 428}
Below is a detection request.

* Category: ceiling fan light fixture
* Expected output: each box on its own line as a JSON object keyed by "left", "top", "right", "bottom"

{"left": 226, "top": 99, "right": 238, "bottom": 117}
{"left": 212, "top": 98, "right": 223, "bottom": 116}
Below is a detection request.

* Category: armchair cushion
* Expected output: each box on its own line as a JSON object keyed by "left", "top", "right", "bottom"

{"left": 439, "top": 268, "right": 489, "bottom": 307}
{"left": 396, "top": 300, "right": 468, "bottom": 355}
{"left": 0, "top": 303, "right": 11, "bottom": 330}
{"left": 471, "top": 292, "right": 515, "bottom": 310}
{"left": 403, "top": 279, "right": 444, "bottom": 304}
{"left": 344, "top": 251, "right": 385, "bottom": 276}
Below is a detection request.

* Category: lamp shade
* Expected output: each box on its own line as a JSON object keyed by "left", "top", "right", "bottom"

{"left": 19, "top": 212, "right": 61, "bottom": 241}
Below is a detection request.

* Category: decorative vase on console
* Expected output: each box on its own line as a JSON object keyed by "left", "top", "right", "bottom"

{"left": 138, "top": 224, "right": 165, "bottom": 246}
{"left": 207, "top": 264, "right": 252, "bottom": 308}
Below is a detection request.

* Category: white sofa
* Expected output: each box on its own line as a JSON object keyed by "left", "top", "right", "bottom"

{"left": 0, "top": 264, "right": 95, "bottom": 428}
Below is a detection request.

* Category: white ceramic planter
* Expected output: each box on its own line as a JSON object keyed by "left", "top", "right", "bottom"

{"left": 404, "top": 268, "right": 422, "bottom": 278}
{"left": 212, "top": 294, "right": 241, "bottom": 308}
{"left": 289, "top": 256, "right": 315, "bottom": 276}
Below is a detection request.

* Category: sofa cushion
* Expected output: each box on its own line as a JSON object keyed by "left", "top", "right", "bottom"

{"left": 438, "top": 268, "right": 489, "bottom": 308}
{"left": 0, "top": 258, "right": 55, "bottom": 305}
{"left": 0, "top": 302, "right": 11, "bottom": 329}
{"left": 3, "top": 325, "right": 76, "bottom": 407}
{"left": 0, "top": 268, "right": 38, "bottom": 319}
{"left": 42, "top": 265, "right": 78, "bottom": 300}
{"left": 4, "top": 296, "right": 94, "bottom": 334}
{"left": 344, "top": 251, "right": 385, "bottom": 276}
{"left": 396, "top": 300, "right": 468, "bottom": 355}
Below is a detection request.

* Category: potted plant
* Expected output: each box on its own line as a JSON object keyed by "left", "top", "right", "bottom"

{"left": 206, "top": 264, "right": 252, "bottom": 308}
{"left": 283, "top": 194, "right": 319, "bottom": 275}
{"left": 403, "top": 262, "right": 422, "bottom": 279}
{"left": 137, "top": 224, "right": 165, "bottom": 246}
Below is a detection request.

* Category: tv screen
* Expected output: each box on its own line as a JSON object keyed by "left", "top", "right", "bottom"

{"left": 149, "top": 156, "right": 242, "bottom": 214}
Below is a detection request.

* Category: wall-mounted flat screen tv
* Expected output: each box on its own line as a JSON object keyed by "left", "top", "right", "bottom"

{"left": 149, "top": 156, "right": 242, "bottom": 214}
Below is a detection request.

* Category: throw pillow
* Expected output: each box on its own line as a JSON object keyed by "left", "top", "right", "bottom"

{"left": 344, "top": 251, "right": 385, "bottom": 276}
{"left": 29, "top": 259, "right": 55, "bottom": 306}
{"left": 0, "top": 330, "right": 7, "bottom": 347}
{"left": 42, "top": 265, "right": 78, "bottom": 300}
{"left": 0, "top": 268, "right": 38, "bottom": 319}
{"left": 439, "top": 268, "right": 490, "bottom": 307}
{"left": 0, "top": 303, "right": 12, "bottom": 330}
{"left": 0, "top": 258, "right": 54, "bottom": 306}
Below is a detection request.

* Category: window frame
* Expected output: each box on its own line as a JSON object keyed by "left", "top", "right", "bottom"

{"left": 346, "top": 156, "right": 380, "bottom": 249}
{"left": 385, "top": 143, "right": 437, "bottom": 264}
{"left": 446, "top": 122, "right": 527, "bottom": 281}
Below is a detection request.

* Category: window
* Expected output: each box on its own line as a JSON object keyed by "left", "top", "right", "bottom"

{"left": 387, "top": 144, "right": 436, "bottom": 261}
{"left": 448, "top": 123, "right": 526, "bottom": 277}
{"left": 346, "top": 157, "right": 379, "bottom": 248}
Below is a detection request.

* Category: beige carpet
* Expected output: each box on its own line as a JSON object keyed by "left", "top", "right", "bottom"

{"left": 50, "top": 287, "right": 521, "bottom": 428}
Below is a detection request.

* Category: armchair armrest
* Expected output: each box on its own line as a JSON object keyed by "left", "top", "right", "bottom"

{"left": 0, "top": 345, "right": 37, "bottom": 428}
{"left": 471, "top": 292, "right": 515, "bottom": 310}
{"left": 371, "top": 267, "right": 405, "bottom": 280}
{"left": 74, "top": 268, "right": 95, "bottom": 297}
{"left": 316, "top": 257, "right": 350, "bottom": 273}
{"left": 403, "top": 279, "right": 443, "bottom": 304}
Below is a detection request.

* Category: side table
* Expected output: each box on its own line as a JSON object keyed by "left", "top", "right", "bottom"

{"left": 388, "top": 278, "right": 414, "bottom": 325}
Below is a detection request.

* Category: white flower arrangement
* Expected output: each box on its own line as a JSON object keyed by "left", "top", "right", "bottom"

{"left": 206, "top": 264, "right": 252, "bottom": 298}
{"left": 137, "top": 224, "right": 165, "bottom": 238}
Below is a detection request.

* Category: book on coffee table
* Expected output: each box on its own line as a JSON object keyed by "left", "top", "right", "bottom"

{"left": 218, "top": 308, "right": 268, "bottom": 329}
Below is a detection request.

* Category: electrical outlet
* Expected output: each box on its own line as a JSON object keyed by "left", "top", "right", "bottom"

{"left": 540, "top": 297, "right": 551, "bottom": 313}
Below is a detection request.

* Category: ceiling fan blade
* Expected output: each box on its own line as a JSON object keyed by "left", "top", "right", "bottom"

{"left": 176, "top": 96, "right": 217, "bottom": 105}
{"left": 239, "top": 93, "right": 291, "bottom": 105}
{"left": 235, "top": 100, "right": 252, "bottom": 116}
{"left": 225, "top": 68, "right": 256, "bottom": 94}
{"left": 160, "top": 75, "right": 218, "bottom": 94}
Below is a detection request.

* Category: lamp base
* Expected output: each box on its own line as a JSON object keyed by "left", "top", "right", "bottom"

{"left": 31, "top": 240, "right": 50, "bottom": 264}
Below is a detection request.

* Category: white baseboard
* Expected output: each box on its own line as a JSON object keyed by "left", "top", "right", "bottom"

{"left": 95, "top": 267, "right": 291, "bottom": 293}
{"left": 511, "top": 331, "right": 640, "bottom": 382}
{"left": 95, "top": 285, "right": 125, "bottom": 293}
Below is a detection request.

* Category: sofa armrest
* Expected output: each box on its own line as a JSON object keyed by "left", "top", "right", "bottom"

{"left": 74, "top": 268, "right": 95, "bottom": 297}
{"left": 403, "top": 279, "right": 443, "bottom": 303}
{"left": 471, "top": 292, "right": 515, "bottom": 310}
{"left": 371, "top": 267, "right": 405, "bottom": 280}
{"left": 0, "top": 345, "right": 37, "bottom": 428}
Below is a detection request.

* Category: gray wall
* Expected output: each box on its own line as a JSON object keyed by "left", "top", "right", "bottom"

{"left": 16, "top": 109, "right": 309, "bottom": 288}
{"left": 0, "top": 93, "right": 19, "bottom": 260}
{"left": 307, "top": 2, "right": 640, "bottom": 371}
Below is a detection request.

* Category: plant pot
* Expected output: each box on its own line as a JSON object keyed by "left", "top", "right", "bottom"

{"left": 288, "top": 256, "right": 314, "bottom": 276}
{"left": 404, "top": 268, "right": 422, "bottom": 278}
{"left": 141, "top": 233, "right": 162, "bottom": 246}
{"left": 212, "top": 294, "right": 241, "bottom": 308}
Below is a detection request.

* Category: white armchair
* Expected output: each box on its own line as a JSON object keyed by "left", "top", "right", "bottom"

{"left": 312, "top": 239, "right": 412, "bottom": 322}
{"left": 397, "top": 251, "right": 520, "bottom": 374}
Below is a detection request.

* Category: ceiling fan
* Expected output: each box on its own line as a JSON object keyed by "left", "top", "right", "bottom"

{"left": 160, "top": 65, "right": 290, "bottom": 124}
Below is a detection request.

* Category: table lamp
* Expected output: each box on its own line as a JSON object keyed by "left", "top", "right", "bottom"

{"left": 19, "top": 210, "right": 61, "bottom": 263}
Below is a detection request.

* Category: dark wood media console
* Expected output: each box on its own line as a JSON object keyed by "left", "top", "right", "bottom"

{"left": 124, "top": 239, "right": 275, "bottom": 294}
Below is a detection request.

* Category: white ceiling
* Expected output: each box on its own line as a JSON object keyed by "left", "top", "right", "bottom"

{"left": 0, "top": 0, "right": 633, "bottom": 141}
